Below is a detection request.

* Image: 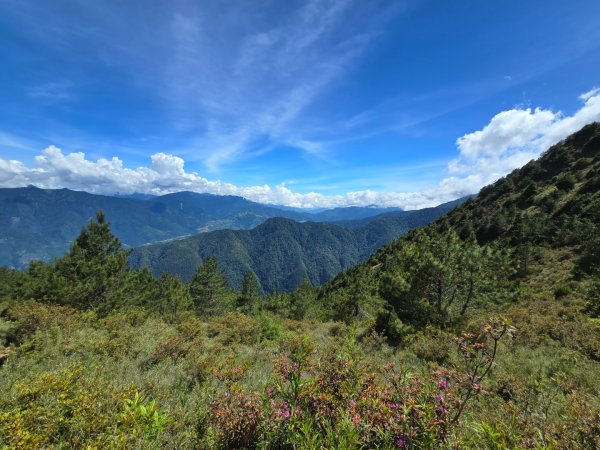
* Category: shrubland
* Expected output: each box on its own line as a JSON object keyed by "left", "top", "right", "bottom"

{"left": 1, "top": 123, "right": 600, "bottom": 449}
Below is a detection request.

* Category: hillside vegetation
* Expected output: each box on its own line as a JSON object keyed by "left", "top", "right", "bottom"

{"left": 129, "top": 198, "right": 463, "bottom": 292}
{"left": 0, "top": 124, "right": 599, "bottom": 449}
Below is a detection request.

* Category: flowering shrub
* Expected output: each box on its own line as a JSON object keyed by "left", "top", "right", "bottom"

{"left": 449, "top": 317, "right": 516, "bottom": 423}
{"left": 204, "top": 320, "right": 512, "bottom": 448}
{"left": 207, "top": 389, "right": 264, "bottom": 448}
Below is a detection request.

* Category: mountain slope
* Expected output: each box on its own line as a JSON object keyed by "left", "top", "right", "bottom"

{"left": 0, "top": 187, "right": 437, "bottom": 269}
{"left": 0, "top": 187, "right": 205, "bottom": 268}
{"left": 329, "top": 196, "right": 469, "bottom": 229}
{"left": 319, "top": 122, "right": 600, "bottom": 320}
{"left": 309, "top": 206, "right": 402, "bottom": 222}
{"left": 128, "top": 198, "right": 464, "bottom": 292}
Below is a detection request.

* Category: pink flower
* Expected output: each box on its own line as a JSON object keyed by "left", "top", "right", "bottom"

{"left": 395, "top": 436, "right": 406, "bottom": 447}
{"left": 275, "top": 407, "right": 291, "bottom": 419}
{"left": 348, "top": 400, "right": 356, "bottom": 409}
{"left": 438, "top": 378, "right": 448, "bottom": 390}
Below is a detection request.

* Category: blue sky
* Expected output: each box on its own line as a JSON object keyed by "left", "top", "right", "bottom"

{"left": 1, "top": 0, "right": 600, "bottom": 208}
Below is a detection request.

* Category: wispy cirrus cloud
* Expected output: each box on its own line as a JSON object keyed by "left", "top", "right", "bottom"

{"left": 0, "top": 0, "right": 405, "bottom": 171}
{"left": 162, "top": 0, "right": 404, "bottom": 171}
{"left": 28, "top": 80, "right": 75, "bottom": 103}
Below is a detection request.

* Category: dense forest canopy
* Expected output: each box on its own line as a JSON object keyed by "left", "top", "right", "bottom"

{"left": 128, "top": 198, "right": 464, "bottom": 292}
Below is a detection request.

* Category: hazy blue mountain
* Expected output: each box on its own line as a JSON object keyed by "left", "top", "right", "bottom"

{"left": 112, "top": 193, "right": 158, "bottom": 200}
{"left": 328, "top": 197, "right": 469, "bottom": 229}
{"left": 0, "top": 186, "right": 462, "bottom": 269}
{"left": 0, "top": 187, "right": 305, "bottom": 268}
{"left": 308, "top": 206, "right": 403, "bottom": 222}
{"left": 128, "top": 198, "right": 464, "bottom": 292}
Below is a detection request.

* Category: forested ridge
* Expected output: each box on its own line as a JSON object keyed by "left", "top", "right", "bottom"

{"left": 0, "top": 187, "right": 404, "bottom": 269}
{"left": 0, "top": 124, "right": 599, "bottom": 448}
{"left": 128, "top": 197, "right": 463, "bottom": 292}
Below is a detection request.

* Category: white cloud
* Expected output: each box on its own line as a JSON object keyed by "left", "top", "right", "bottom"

{"left": 455, "top": 108, "right": 556, "bottom": 160}
{"left": 1, "top": 89, "right": 599, "bottom": 210}
{"left": 0, "top": 145, "right": 440, "bottom": 209}
{"left": 443, "top": 87, "right": 600, "bottom": 196}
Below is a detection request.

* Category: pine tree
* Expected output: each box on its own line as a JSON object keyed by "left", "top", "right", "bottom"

{"left": 237, "top": 270, "right": 261, "bottom": 314}
{"left": 44, "top": 211, "right": 131, "bottom": 309}
{"left": 289, "top": 278, "right": 315, "bottom": 320}
{"left": 153, "top": 273, "right": 192, "bottom": 317}
{"left": 189, "top": 256, "right": 230, "bottom": 316}
{"left": 380, "top": 229, "right": 512, "bottom": 329}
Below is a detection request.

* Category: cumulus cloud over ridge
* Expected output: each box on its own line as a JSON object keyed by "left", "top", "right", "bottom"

{"left": 1, "top": 89, "right": 599, "bottom": 209}
{"left": 0, "top": 146, "right": 433, "bottom": 209}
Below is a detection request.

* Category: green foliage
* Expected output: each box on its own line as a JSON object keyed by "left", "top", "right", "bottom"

{"left": 0, "top": 124, "right": 599, "bottom": 448}
{"left": 373, "top": 305, "right": 413, "bottom": 345}
{"left": 406, "top": 326, "right": 454, "bottom": 364}
{"left": 129, "top": 199, "right": 462, "bottom": 293}
{"left": 118, "top": 391, "right": 171, "bottom": 440}
{"left": 574, "top": 235, "right": 600, "bottom": 277}
{"left": 257, "top": 312, "right": 283, "bottom": 341}
{"left": 0, "top": 268, "right": 27, "bottom": 301}
{"left": 0, "top": 365, "right": 171, "bottom": 449}
{"left": 555, "top": 173, "right": 577, "bottom": 191}
{"left": 206, "top": 311, "right": 262, "bottom": 345}
{"left": 586, "top": 280, "right": 600, "bottom": 317}
{"left": 380, "top": 229, "right": 515, "bottom": 329}
{"left": 151, "top": 273, "right": 193, "bottom": 317}
{"left": 237, "top": 270, "right": 261, "bottom": 314}
{"left": 24, "top": 211, "right": 131, "bottom": 310}
{"left": 553, "top": 283, "right": 573, "bottom": 299}
{"left": 0, "top": 318, "right": 17, "bottom": 347}
{"left": 289, "top": 278, "right": 317, "bottom": 320}
{"left": 190, "top": 256, "right": 232, "bottom": 316}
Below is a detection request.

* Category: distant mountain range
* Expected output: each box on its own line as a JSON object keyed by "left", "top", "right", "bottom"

{"left": 0, "top": 186, "right": 407, "bottom": 269}
{"left": 128, "top": 198, "right": 465, "bottom": 292}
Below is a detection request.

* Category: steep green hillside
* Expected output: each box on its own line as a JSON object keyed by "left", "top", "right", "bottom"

{"left": 320, "top": 122, "right": 600, "bottom": 319}
{"left": 443, "top": 122, "right": 600, "bottom": 246}
{"left": 129, "top": 198, "right": 462, "bottom": 292}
